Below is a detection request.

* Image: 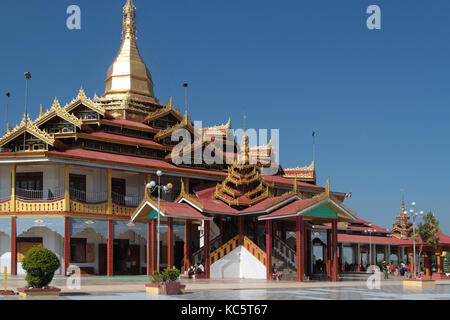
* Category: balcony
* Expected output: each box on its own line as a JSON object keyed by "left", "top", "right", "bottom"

{"left": 16, "top": 187, "right": 65, "bottom": 201}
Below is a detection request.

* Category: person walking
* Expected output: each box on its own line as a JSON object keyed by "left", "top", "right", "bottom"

{"left": 382, "top": 261, "right": 389, "bottom": 280}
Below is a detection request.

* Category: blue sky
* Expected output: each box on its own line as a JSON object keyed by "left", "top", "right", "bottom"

{"left": 1, "top": 0, "right": 450, "bottom": 234}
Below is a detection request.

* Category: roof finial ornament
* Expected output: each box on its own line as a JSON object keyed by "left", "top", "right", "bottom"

{"left": 241, "top": 111, "right": 250, "bottom": 164}
{"left": 122, "top": 0, "right": 137, "bottom": 40}
{"left": 325, "top": 177, "right": 330, "bottom": 196}
{"left": 400, "top": 189, "right": 405, "bottom": 214}
{"left": 39, "top": 104, "right": 44, "bottom": 117}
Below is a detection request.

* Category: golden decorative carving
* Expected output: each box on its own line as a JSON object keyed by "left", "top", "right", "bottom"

{"left": 0, "top": 114, "right": 55, "bottom": 148}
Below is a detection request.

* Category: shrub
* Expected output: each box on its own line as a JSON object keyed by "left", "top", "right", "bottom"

{"left": 150, "top": 271, "right": 166, "bottom": 284}
{"left": 150, "top": 269, "right": 180, "bottom": 283}
{"left": 21, "top": 245, "right": 60, "bottom": 289}
{"left": 162, "top": 268, "right": 180, "bottom": 282}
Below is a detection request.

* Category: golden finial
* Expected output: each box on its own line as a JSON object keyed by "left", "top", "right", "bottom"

{"left": 325, "top": 177, "right": 330, "bottom": 196}
{"left": 6, "top": 122, "right": 11, "bottom": 133}
{"left": 400, "top": 190, "right": 405, "bottom": 213}
{"left": 167, "top": 97, "right": 174, "bottom": 108}
{"left": 77, "top": 86, "right": 87, "bottom": 99}
{"left": 122, "top": 0, "right": 137, "bottom": 40}
{"left": 51, "top": 97, "right": 61, "bottom": 110}
{"left": 39, "top": 104, "right": 44, "bottom": 117}
{"left": 293, "top": 178, "right": 298, "bottom": 193}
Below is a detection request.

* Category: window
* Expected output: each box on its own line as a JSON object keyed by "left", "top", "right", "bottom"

{"left": 70, "top": 238, "right": 87, "bottom": 263}
{"left": 62, "top": 127, "right": 74, "bottom": 133}
{"left": 49, "top": 128, "right": 60, "bottom": 134}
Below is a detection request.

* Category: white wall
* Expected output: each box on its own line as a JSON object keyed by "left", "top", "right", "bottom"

{"left": 0, "top": 232, "right": 11, "bottom": 274}
{"left": 210, "top": 245, "right": 266, "bottom": 279}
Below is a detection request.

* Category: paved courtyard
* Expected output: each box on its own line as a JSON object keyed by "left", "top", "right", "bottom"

{"left": 1, "top": 273, "right": 449, "bottom": 300}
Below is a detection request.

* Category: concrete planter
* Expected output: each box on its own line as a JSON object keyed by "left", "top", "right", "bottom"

{"left": 17, "top": 287, "right": 61, "bottom": 298}
{"left": 431, "top": 273, "right": 450, "bottom": 280}
{"left": 0, "top": 290, "right": 16, "bottom": 296}
{"left": 145, "top": 282, "right": 185, "bottom": 295}
{"left": 403, "top": 279, "right": 435, "bottom": 287}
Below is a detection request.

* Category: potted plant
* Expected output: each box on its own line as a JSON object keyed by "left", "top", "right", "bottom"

{"left": 145, "top": 268, "right": 185, "bottom": 295}
{"left": 18, "top": 245, "right": 61, "bottom": 297}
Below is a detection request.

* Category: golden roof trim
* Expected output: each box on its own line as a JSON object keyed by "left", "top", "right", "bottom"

{"left": 0, "top": 114, "right": 55, "bottom": 147}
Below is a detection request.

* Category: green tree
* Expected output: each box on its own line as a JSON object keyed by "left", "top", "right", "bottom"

{"left": 416, "top": 212, "right": 440, "bottom": 272}
{"left": 444, "top": 253, "right": 450, "bottom": 273}
{"left": 22, "top": 245, "right": 60, "bottom": 289}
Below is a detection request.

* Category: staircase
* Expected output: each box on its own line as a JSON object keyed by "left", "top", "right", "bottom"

{"left": 272, "top": 236, "right": 298, "bottom": 281}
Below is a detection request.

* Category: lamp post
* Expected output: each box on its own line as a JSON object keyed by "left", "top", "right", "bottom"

{"left": 146, "top": 170, "right": 172, "bottom": 272}
{"left": 364, "top": 226, "right": 376, "bottom": 267}
{"left": 23, "top": 72, "right": 31, "bottom": 151}
{"left": 407, "top": 201, "right": 424, "bottom": 278}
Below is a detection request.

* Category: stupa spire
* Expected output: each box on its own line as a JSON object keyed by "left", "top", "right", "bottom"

{"left": 102, "top": 0, "right": 156, "bottom": 102}
{"left": 122, "top": 0, "right": 137, "bottom": 40}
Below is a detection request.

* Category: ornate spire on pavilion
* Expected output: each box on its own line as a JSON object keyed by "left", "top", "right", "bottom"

{"left": 390, "top": 193, "right": 413, "bottom": 239}
{"left": 102, "top": 0, "right": 156, "bottom": 103}
{"left": 213, "top": 115, "right": 274, "bottom": 209}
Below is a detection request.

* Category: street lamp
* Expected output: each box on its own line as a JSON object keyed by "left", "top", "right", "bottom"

{"left": 364, "top": 226, "right": 376, "bottom": 267}
{"left": 23, "top": 72, "right": 31, "bottom": 151}
{"left": 146, "top": 170, "right": 172, "bottom": 272}
{"left": 406, "top": 201, "right": 424, "bottom": 278}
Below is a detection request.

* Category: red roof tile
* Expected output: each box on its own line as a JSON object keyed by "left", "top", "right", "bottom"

{"left": 338, "top": 234, "right": 403, "bottom": 245}
{"left": 100, "top": 119, "right": 159, "bottom": 132}
{"left": 77, "top": 132, "right": 168, "bottom": 150}
{"left": 46, "top": 149, "right": 228, "bottom": 179}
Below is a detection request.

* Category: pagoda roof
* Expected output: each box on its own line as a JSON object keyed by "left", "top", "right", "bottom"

{"left": 131, "top": 198, "right": 212, "bottom": 223}
{"left": 0, "top": 114, "right": 55, "bottom": 147}
{"left": 143, "top": 98, "right": 183, "bottom": 123}
{"left": 100, "top": 119, "right": 159, "bottom": 133}
{"left": 338, "top": 234, "right": 403, "bottom": 245}
{"left": 34, "top": 97, "right": 83, "bottom": 129}
{"left": 76, "top": 131, "right": 170, "bottom": 151}
{"left": 44, "top": 148, "right": 228, "bottom": 179}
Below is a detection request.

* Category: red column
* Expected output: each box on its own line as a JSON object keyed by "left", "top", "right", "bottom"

{"left": 332, "top": 219, "right": 338, "bottom": 282}
{"left": 107, "top": 220, "right": 114, "bottom": 277}
{"left": 184, "top": 220, "right": 192, "bottom": 273}
{"left": 11, "top": 216, "right": 16, "bottom": 276}
{"left": 64, "top": 217, "right": 70, "bottom": 275}
{"left": 204, "top": 220, "right": 210, "bottom": 279}
{"left": 167, "top": 218, "right": 174, "bottom": 269}
{"left": 238, "top": 216, "right": 244, "bottom": 245}
{"left": 326, "top": 230, "right": 331, "bottom": 278}
{"left": 265, "top": 220, "right": 272, "bottom": 280}
{"left": 296, "top": 216, "right": 304, "bottom": 282}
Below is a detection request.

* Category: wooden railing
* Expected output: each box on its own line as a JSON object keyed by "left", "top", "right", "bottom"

{"left": 243, "top": 236, "right": 267, "bottom": 266}
{"left": 273, "top": 235, "right": 297, "bottom": 269}
{"left": 210, "top": 235, "right": 240, "bottom": 264}
{"left": 15, "top": 198, "right": 65, "bottom": 212}
{"left": 0, "top": 199, "right": 11, "bottom": 212}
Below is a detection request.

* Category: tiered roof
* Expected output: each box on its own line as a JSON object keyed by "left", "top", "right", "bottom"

{"left": 213, "top": 134, "right": 274, "bottom": 209}
{"left": 390, "top": 197, "right": 413, "bottom": 239}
